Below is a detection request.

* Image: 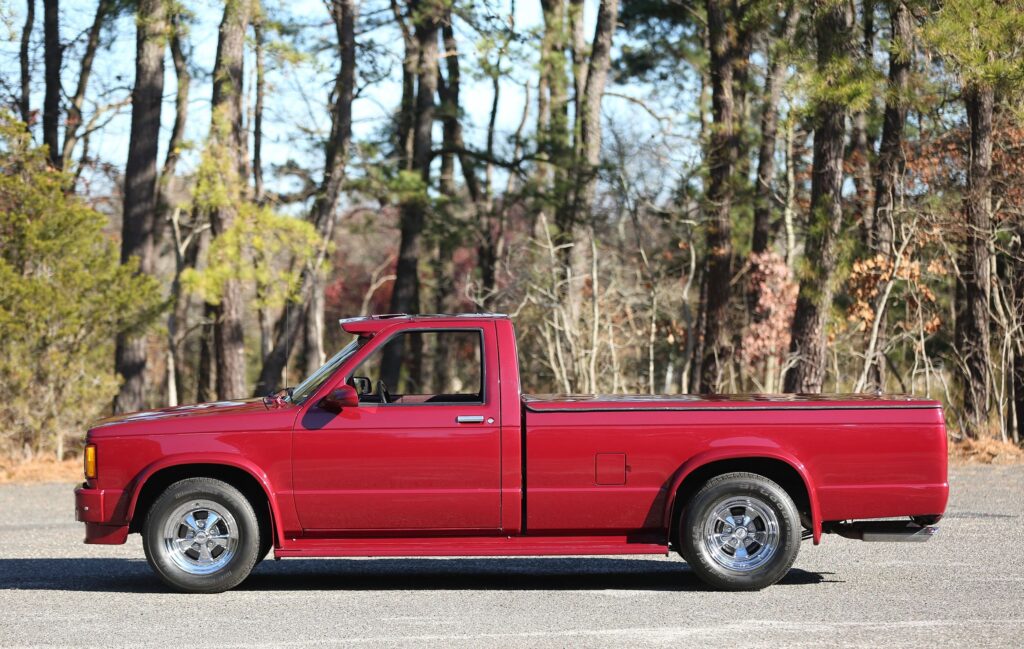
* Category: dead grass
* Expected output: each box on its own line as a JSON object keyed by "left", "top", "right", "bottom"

{"left": 949, "top": 437, "right": 1024, "bottom": 465}
{"left": 0, "top": 456, "right": 83, "bottom": 484}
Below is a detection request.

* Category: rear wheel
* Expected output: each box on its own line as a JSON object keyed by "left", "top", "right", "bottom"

{"left": 680, "top": 472, "right": 800, "bottom": 591}
{"left": 143, "top": 477, "right": 263, "bottom": 593}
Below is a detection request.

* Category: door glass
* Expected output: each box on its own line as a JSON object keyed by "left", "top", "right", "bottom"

{"left": 349, "top": 330, "right": 483, "bottom": 404}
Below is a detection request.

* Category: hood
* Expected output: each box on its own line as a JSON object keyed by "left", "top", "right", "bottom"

{"left": 89, "top": 398, "right": 295, "bottom": 438}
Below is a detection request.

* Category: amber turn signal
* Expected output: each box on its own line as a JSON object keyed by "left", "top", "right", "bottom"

{"left": 84, "top": 444, "right": 97, "bottom": 480}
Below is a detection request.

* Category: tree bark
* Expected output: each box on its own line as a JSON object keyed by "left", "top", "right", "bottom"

{"left": 435, "top": 13, "right": 459, "bottom": 316}
{"left": 388, "top": 0, "right": 440, "bottom": 318}
{"left": 42, "top": 0, "right": 61, "bottom": 169}
{"left": 572, "top": 0, "right": 619, "bottom": 222}
{"left": 162, "top": 13, "right": 193, "bottom": 405}
{"left": 751, "top": 1, "right": 801, "bottom": 255}
{"left": 850, "top": 0, "right": 876, "bottom": 239}
{"left": 698, "top": 0, "right": 738, "bottom": 393}
{"left": 254, "top": 0, "right": 357, "bottom": 394}
{"left": 19, "top": 0, "right": 34, "bottom": 126}
{"left": 62, "top": 0, "right": 112, "bottom": 169}
{"left": 784, "top": 0, "right": 854, "bottom": 394}
{"left": 393, "top": 0, "right": 417, "bottom": 171}
{"left": 956, "top": 84, "right": 994, "bottom": 437}
{"left": 253, "top": 17, "right": 266, "bottom": 204}
{"left": 864, "top": 0, "right": 912, "bottom": 390}
{"left": 382, "top": 0, "right": 440, "bottom": 387}
{"left": 1015, "top": 226, "right": 1024, "bottom": 442}
{"left": 207, "top": 0, "right": 253, "bottom": 400}
{"left": 113, "top": 0, "right": 166, "bottom": 413}
{"left": 540, "top": 0, "right": 572, "bottom": 248}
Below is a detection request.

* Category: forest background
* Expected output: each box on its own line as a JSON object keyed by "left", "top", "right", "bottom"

{"left": 2, "top": 0, "right": 1024, "bottom": 465}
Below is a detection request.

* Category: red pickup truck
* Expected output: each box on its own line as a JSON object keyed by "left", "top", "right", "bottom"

{"left": 75, "top": 314, "right": 948, "bottom": 593}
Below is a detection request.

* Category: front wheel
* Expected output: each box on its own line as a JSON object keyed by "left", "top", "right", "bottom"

{"left": 680, "top": 472, "right": 801, "bottom": 591}
{"left": 143, "top": 477, "right": 263, "bottom": 593}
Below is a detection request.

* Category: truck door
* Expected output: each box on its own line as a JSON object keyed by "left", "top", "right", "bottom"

{"left": 291, "top": 323, "right": 502, "bottom": 532}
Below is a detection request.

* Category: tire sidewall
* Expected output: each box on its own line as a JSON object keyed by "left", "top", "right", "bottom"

{"left": 681, "top": 474, "right": 800, "bottom": 590}
{"left": 143, "top": 479, "right": 261, "bottom": 593}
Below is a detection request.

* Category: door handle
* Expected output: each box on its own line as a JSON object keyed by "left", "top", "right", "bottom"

{"left": 456, "top": 415, "right": 485, "bottom": 424}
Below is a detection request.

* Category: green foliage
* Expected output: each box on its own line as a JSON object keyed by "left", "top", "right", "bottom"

{"left": 922, "top": 0, "right": 1024, "bottom": 93}
{"left": 0, "top": 113, "right": 164, "bottom": 456}
{"left": 184, "top": 112, "right": 322, "bottom": 310}
{"left": 181, "top": 204, "right": 321, "bottom": 310}
{"left": 803, "top": 55, "right": 882, "bottom": 115}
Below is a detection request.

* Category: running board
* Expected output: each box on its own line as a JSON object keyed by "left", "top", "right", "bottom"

{"left": 825, "top": 521, "right": 938, "bottom": 542}
{"left": 275, "top": 535, "right": 670, "bottom": 558}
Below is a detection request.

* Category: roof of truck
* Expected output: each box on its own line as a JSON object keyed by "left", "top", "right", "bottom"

{"left": 339, "top": 313, "right": 508, "bottom": 336}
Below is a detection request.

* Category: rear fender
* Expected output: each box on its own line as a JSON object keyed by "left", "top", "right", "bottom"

{"left": 663, "top": 449, "right": 822, "bottom": 544}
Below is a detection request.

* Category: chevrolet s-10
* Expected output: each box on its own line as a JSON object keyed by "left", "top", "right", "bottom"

{"left": 75, "top": 313, "right": 948, "bottom": 592}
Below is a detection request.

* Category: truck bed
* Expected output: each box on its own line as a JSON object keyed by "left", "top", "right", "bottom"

{"left": 521, "top": 393, "right": 948, "bottom": 543}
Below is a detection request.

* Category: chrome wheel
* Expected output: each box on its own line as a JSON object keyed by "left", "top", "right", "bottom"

{"left": 162, "top": 499, "right": 238, "bottom": 576}
{"left": 701, "top": 496, "right": 780, "bottom": 572}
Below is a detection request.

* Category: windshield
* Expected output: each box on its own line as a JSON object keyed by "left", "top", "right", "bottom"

{"left": 288, "top": 337, "right": 366, "bottom": 403}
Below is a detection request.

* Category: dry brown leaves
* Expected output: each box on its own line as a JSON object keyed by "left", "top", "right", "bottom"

{"left": 949, "top": 437, "right": 1024, "bottom": 465}
{"left": 0, "top": 456, "right": 83, "bottom": 484}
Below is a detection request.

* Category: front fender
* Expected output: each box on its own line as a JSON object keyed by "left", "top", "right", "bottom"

{"left": 125, "top": 453, "right": 285, "bottom": 547}
{"left": 662, "top": 448, "right": 822, "bottom": 544}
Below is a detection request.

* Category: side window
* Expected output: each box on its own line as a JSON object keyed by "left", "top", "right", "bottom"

{"left": 349, "top": 330, "right": 483, "bottom": 404}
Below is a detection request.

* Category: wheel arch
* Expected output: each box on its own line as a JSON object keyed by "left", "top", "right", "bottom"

{"left": 664, "top": 452, "right": 821, "bottom": 545}
{"left": 127, "top": 456, "right": 280, "bottom": 547}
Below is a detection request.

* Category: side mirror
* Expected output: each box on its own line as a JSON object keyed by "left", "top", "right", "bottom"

{"left": 352, "top": 376, "right": 372, "bottom": 395}
{"left": 319, "top": 385, "right": 359, "bottom": 413}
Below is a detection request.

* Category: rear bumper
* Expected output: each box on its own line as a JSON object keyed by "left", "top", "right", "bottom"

{"left": 75, "top": 485, "right": 128, "bottom": 545}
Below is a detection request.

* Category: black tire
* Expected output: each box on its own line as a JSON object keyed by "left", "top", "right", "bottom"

{"left": 254, "top": 528, "right": 273, "bottom": 568}
{"left": 142, "top": 477, "right": 263, "bottom": 593}
{"left": 679, "top": 472, "right": 800, "bottom": 591}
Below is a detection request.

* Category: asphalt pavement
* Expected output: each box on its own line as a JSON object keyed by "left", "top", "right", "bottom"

{"left": 1, "top": 465, "right": 1022, "bottom": 648}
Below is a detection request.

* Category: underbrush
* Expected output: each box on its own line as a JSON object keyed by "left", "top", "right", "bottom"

{"left": 0, "top": 456, "right": 83, "bottom": 484}
{"left": 948, "top": 437, "right": 1024, "bottom": 465}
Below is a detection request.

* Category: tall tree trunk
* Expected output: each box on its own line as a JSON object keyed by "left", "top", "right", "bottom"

{"left": 113, "top": 0, "right": 166, "bottom": 413}
{"left": 62, "top": 0, "right": 112, "bottom": 169}
{"left": 162, "top": 14, "right": 192, "bottom": 405}
{"left": 850, "top": 0, "right": 875, "bottom": 239}
{"left": 197, "top": 301, "right": 217, "bottom": 403}
{"left": 571, "top": 0, "right": 618, "bottom": 223}
{"left": 207, "top": 0, "right": 253, "bottom": 400}
{"left": 160, "top": 19, "right": 190, "bottom": 211}
{"left": 698, "top": 0, "right": 738, "bottom": 393}
{"left": 956, "top": 84, "right": 994, "bottom": 437}
{"left": 388, "top": 0, "right": 440, "bottom": 317}
{"left": 19, "top": 0, "right": 34, "bottom": 126}
{"left": 42, "top": 0, "right": 60, "bottom": 169}
{"left": 1014, "top": 227, "right": 1024, "bottom": 443}
{"left": 540, "top": 0, "right": 572, "bottom": 249}
{"left": 864, "top": 0, "right": 912, "bottom": 390}
{"left": 435, "top": 13, "right": 459, "bottom": 315}
{"left": 784, "top": 0, "right": 854, "bottom": 394}
{"left": 394, "top": 0, "right": 418, "bottom": 172}
{"left": 253, "top": 0, "right": 358, "bottom": 395}
{"left": 751, "top": 1, "right": 801, "bottom": 255}
{"left": 382, "top": 0, "right": 440, "bottom": 388}
{"left": 253, "top": 16, "right": 266, "bottom": 204}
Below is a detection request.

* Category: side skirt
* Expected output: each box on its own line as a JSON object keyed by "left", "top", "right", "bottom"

{"left": 275, "top": 535, "right": 670, "bottom": 558}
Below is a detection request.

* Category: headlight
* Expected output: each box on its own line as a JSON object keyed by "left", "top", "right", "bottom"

{"left": 84, "top": 444, "right": 97, "bottom": 480}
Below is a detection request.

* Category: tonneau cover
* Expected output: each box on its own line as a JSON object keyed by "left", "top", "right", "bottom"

{"left": 521, "top": 393, "right": 942, "bottom": 412}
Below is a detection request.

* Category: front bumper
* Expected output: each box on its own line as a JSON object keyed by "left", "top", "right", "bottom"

{"left": 74, "top": 485, "right": 128, "bottom": 545}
